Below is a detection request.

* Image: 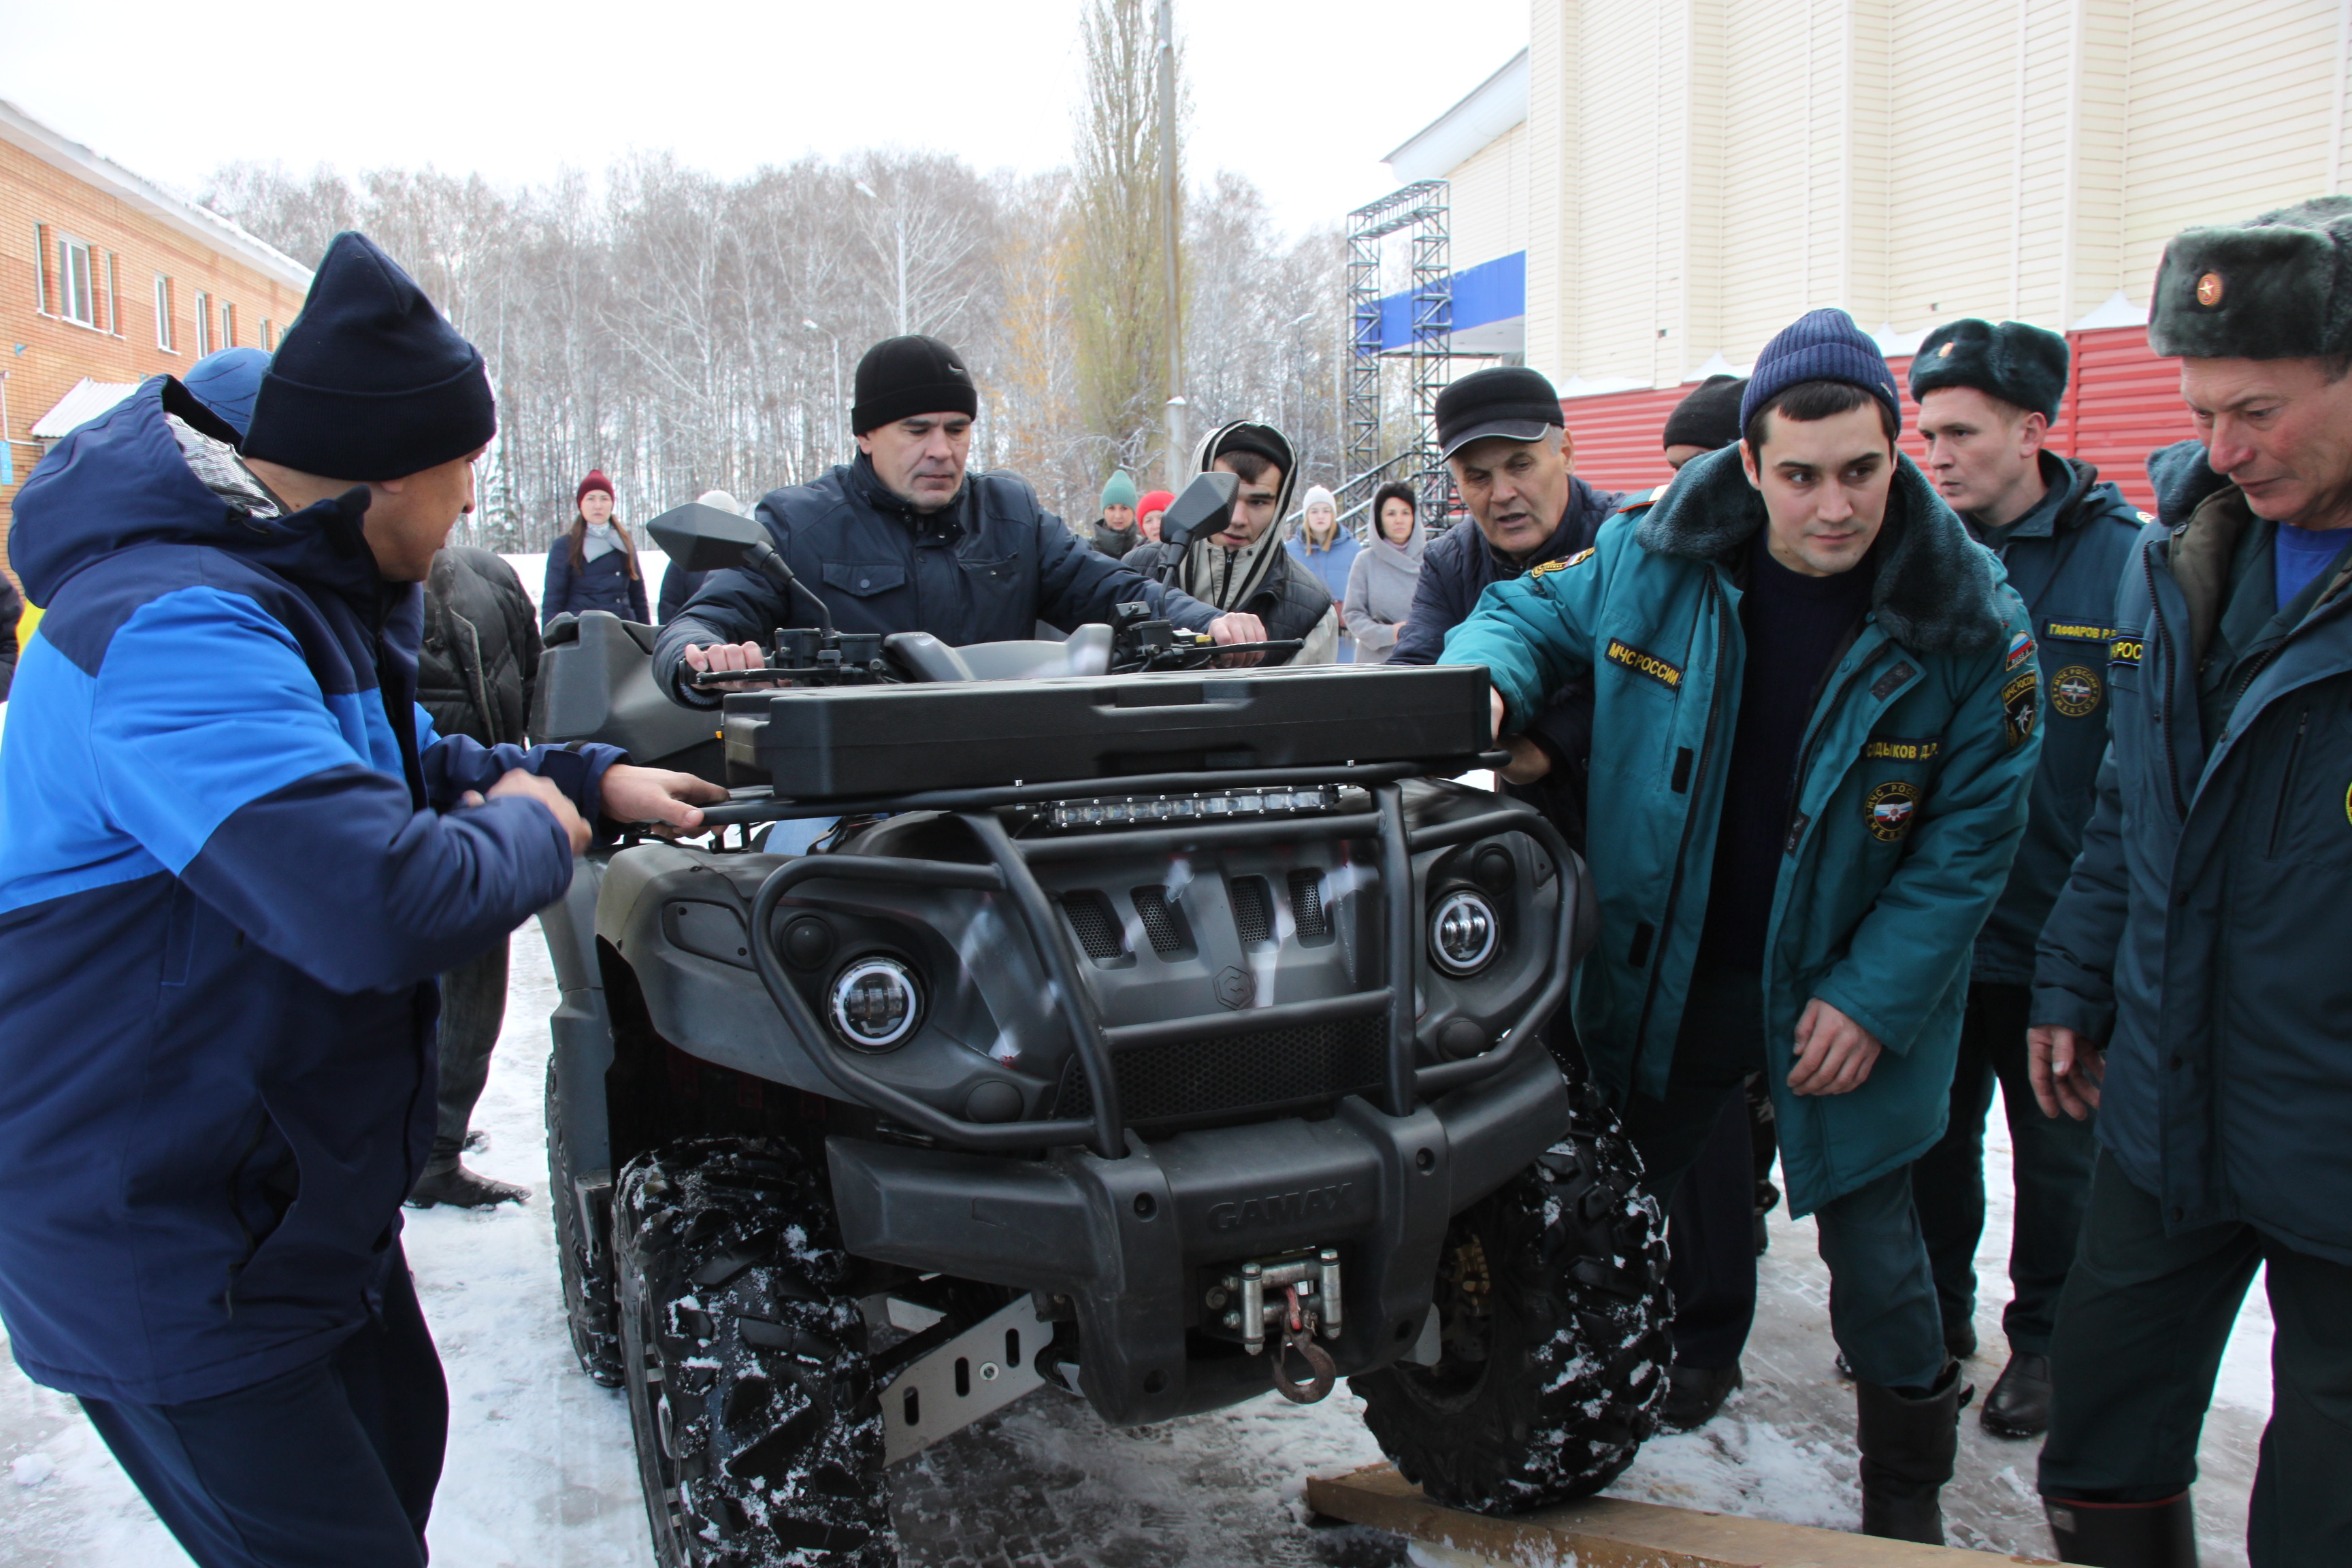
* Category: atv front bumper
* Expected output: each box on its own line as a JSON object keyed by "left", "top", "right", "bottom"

{"left": 827, "top": 1043, "right": 1568, "bottom": 1426}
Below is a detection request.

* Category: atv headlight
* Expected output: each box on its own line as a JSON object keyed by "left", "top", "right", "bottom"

{"left": 1429, "top": 890, "right": 1501, "bottom": 977}
{"left": 828, "top": 957, "right": 921, "bottom": 1051}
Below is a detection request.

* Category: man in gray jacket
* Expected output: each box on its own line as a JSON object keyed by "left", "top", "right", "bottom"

{"left": 2032, "top": 196, "right": 2352, "bottom": 1567}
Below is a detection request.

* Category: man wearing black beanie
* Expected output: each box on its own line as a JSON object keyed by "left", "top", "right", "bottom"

{"left": 1661, "top": 374, "right": 1749, "bottom": 470}
{"left": 657, "top": 333, "right": 1262, "bottom": 698}
{"left": 0, "top": 230, "right": 721, "bottom": 1567}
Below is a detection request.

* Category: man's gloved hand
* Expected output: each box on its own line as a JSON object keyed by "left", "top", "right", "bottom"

{"left": 600, "top": 765, "right": 728, "bottom": 838}
{"left": 683, "top": 640, "right": 786, "bottom": 689}
{"left": 465, "top": 769, "right": 591, "bottom": 854}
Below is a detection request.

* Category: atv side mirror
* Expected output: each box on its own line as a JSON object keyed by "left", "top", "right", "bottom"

{"left": 647, "top": 502, "right": 771, "bottom": 572}
{"left": 1156, "top": 471, "right": 1239, "bottom": 553}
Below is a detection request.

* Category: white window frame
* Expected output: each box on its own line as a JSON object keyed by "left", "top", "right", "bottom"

{"left": 193, "top": 291, "right": 211, "bottom": 356}
{"left": 220, "top": 300, "right": 235, "bottom": 348}
{"left": 56, "top": 233, "right": 96, "bottom": 327}
{"left": 154, "top": 273, "right": 176, "bottom": 351}
{"left": 259, "top": 319, "right": 273, "bottom": 350}
{"left": 105, "top": 251, "right": 120, "bottom": 335}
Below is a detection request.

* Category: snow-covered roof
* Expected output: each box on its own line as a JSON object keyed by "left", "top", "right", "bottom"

{"left": 0, "top": 97, "right": 312, "bottom": 293}
{"left": 1384, "top": 50, "right": 1529, "bottom": 184}
{"left": 31, "top": 378, "right": 140, "bottom": 440}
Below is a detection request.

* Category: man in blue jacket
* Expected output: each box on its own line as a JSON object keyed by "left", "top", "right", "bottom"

{"left": 0, "top": 231, "right": 719, "bottom": 1567}
{"left": 1444, "top": 310, "right": 2039, "bottom": 1544}
{"left": 656, "top": 333, "right": 1261, "bottom": 700}
{"left": 1906, "top": 321, "right": 2146, "bottom": 1441}
{"left": 2031, "top": 197, "right": 2352, "bottom": 1567}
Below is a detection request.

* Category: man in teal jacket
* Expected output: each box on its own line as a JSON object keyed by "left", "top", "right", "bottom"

{"left": 2031, "top": 197, "right": 2352, "bottom": 1568}
{"left": 1444, "top": 310, "right": 2039, "bottom": 1544}
{"left": 1906, "top": 320, "right": 2148, "bottom": 1440}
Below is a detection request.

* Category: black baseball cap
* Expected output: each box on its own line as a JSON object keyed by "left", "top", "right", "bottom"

{"left": 1435, "top": 366, "right": 1565, "bottom": 459}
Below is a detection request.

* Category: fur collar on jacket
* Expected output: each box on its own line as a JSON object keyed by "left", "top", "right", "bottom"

{"left": 1633, "top": 443, "right": 2010, "bottom": 657}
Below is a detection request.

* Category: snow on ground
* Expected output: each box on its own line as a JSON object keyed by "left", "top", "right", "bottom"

{"left": 0, "top": 921, "right": 2272, "bottom": 1567}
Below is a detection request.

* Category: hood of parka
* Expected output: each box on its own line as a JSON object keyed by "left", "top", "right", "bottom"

{"left": 1633, "top": 442, "right": 2011, "bottom": 657}
{"left": 1177, "top": 420, "right": 1302, "bottom": 613}
{"left": 10, "top": 376, "right": 399, "bottom": 625}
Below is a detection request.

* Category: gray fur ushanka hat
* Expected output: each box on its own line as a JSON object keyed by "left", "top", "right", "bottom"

{"left": 2149, "top": 195, "right": 2352, "bottom": 360}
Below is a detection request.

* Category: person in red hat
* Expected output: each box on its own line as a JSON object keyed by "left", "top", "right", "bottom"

{"left": 542, "top": 470, "right": 649, "bottom": 625}
{"left": 1134, "top": 489, "right": 1175, "bottom": 547}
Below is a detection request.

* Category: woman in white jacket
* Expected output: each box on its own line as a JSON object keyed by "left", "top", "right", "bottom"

{"left": 1343, "top": 482, "right": 1426, "bottom": 664}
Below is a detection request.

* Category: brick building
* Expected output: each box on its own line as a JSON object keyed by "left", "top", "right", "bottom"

{"left": 2, "top": 97, "right": 310, "bottom": 598}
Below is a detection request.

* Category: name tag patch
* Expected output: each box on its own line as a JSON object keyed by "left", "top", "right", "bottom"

{"left": 1862, "top": 737, "right": 1942, "bottom": 762}
{"left": 2002, "top": 668, "right": 2040, "bottom": 749}
{"left": 2044, "top": 621, "right": 2120, "bottom": 645}
{"left": 1865, "top": 781, "right": 1924, "bottom": 843}
{"left": 1606, "top": 637, "right": 1683, "bottom": 690}
{"left": 2110, "top": 638, "right": 2144, "bottom": 667}
{"left": 2051, "top": 664, "right": 2103, "bottom": 718}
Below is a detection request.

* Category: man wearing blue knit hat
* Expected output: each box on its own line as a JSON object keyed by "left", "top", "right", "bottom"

{"left": 0, "top": 231, "right": 721, "bottom": 1565}
{"left": 1442, "top": 308, "right": 2040, "bottom": 1544}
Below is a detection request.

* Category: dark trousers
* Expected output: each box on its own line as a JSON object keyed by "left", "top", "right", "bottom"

{"left": 2040, "top": 1152, "right": 2352, "bottom": 1565}
{"left": 1622, "top": 968, "right": 1946, "bottom": 1390}
{"left": 433, "top": 940, "right": 509, "bottom": 1162}
{"left": 1663, "top": 1084, "right": 1760, "bottom": 1370}
{"left": 1912, "top": 979, "right": 2095, "bottom": 1355}
{"left": 80, "top": 1248, "right": 446, "bottom": 1567}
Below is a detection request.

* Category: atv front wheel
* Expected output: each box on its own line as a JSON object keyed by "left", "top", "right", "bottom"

{"left": 548, "top": 1054, "right": 623, "bottom": 1387}
{"left": 1354, "top": 1075, "right": 1670, "bottom": 1511}
{"left": 614, "top": 1137, "right": 892, "bottom": 1567}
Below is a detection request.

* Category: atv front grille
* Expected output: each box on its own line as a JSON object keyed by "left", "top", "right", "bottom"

{"left": 1060, "top": 890, "right": 1125, "bottom": 960}
{"left": 1287, "top": 869, "right": 1330, "bottom": 941}
{"left": 1051, "top": 1013, "right": 1388, "bottom": 1131}
{"left": 1130, "top": 886, "right": 1192, "bottom": 956}
{"left": 1229, "top": 876, "right": 1274, "bottom": 947}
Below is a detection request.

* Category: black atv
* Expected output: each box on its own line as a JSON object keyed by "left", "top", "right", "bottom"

{"left": 529, "top": 485, "right": 1670, "bottom": 1567}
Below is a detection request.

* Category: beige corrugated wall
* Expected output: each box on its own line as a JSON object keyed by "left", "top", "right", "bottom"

{"left": 1503, "top": 0, "right": 2352, "bottom": 391}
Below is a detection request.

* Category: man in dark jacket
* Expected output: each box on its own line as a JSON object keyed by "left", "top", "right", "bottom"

{"left": 1120, "top": 421, "right": 1338, "bottom": 663}
{"left": 2031, "top": 197, "right": 2352, "bottom": 1567}
{"left": 410, "top": 546, "right": 544, "bottom": 1209}
{"left": 1904, "top": 320, "right": 2146, "bottom": 1442}
{"left": 658, "top": 336, "right": 1260, "bottom": 698}
{"left": 0, "top": 570, "right": 19, "bottom": 702}
{"left": 0, "top": 231, "right": 720, "bottom": 1568}
{"left": 656, "top": 489, "right": 743, "bottom": 623}
{"left": 1445, "top": 310, "right": 2040, "bottom": 1543}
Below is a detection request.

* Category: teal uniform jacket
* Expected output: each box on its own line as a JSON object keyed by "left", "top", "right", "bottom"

{"left": 2036, "top": 476, "right": 2352, "bottom": 1265}
{"left": 1442, "top": 446, "right": 2042, "bottom": 1214}
{"left": 1963, "top": 454, "right": 2149, "bottom": 986}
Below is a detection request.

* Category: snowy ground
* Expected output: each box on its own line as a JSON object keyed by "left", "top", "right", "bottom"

{"left": 0, "top": 922, "right": 2271, "bottom": 1568}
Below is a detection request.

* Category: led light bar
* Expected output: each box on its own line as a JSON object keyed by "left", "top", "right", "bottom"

{"left": 1038, "top": 785, "right": 1343, "bottom": 832}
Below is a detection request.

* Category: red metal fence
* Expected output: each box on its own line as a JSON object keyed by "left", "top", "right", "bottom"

{"left": 1563, "top": 326, "right": 2196, "bottom": 514}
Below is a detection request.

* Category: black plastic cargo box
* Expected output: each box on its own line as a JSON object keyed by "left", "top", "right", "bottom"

{"left": 721, "top": 663, "right": 1492, "bottom": 798}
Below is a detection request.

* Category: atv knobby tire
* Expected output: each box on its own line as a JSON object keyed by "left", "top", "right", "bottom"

{"left": 615, "top": 1137, "right": 892, "bottom": 1567}
{"left": 548, "top": 1054, "right": 624, "bottom": 1387}
{"left": 1355, "top": 1075, "right": 1670, "bottom": 1512}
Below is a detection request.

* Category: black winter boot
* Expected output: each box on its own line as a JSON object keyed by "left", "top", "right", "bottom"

{"left": 1855, "top": 1362, "right": 1962, "bottom": 1544}
{"left": 407, "top": 1156, "right": 530, "bottom": 1209}
{"left": 2044, "top": 1492, "right": 2199, "bottom": 1567}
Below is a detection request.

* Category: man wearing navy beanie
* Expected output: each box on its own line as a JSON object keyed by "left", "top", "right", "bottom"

{"left": 0, "top": 230, "right": 720, "bottom": 1567}
{"left": 1443, "top": 307, "right": 2039, "bottom": 1543}
{"left": 1904, "top": 320, "right": 2145, "bottom": 1446}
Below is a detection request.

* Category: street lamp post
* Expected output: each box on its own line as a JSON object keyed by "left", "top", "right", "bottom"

{"left": 854, "top": 181, "right": 910, "bottom": 336}
{"left": 1156, "top": 0, "right": 1184, "bottom": 490}
{"left": 803, "top": 319, "right": 843, "bottom": 461}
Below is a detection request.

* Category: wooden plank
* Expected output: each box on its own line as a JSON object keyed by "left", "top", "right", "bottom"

{"left": 1305, "top": 1463, "right": 2057, "bottom": 1568}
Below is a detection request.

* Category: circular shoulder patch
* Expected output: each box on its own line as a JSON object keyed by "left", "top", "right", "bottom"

{"left": 2051, "top": 664, "right": 2102, "bottom": 718}
{"left": 1865, "top": 780, "right": 1924, "bottom": 843}
{"left": 2197, "top": 272, "right": 2225, "bottom": 307}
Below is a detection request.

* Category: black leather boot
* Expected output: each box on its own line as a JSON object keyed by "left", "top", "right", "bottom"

{"left": 2044, "top": 1492, "right": 2199, "bottom": 1566}
{"left": 407, "top": 1156, "right": 530, "bottom": 1209}
{"left": 1659, "top": 1363, "right": 1742, "bottom": 1431}
{"left": 1856, "top": 1362, "right": 1962, "bottom": 1544}
{"left": 1982, "top": 1351, "right": 2053, "bottom": 1437}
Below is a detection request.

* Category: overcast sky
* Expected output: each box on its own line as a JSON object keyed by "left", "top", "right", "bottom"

{"left": 4, "top": 0, "right": 1527, "bottom": 243}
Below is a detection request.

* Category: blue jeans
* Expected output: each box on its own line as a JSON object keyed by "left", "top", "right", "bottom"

{"left": 79, "top": 1248, "right": 444, "bottom": 1567}
{"left": 1620, "top": 968, "right": 1947, "bottom": 1391}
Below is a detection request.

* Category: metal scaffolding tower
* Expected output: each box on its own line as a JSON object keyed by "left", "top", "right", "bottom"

{"left": 1345, "top": 181, "right": 1454, "bottom": 525}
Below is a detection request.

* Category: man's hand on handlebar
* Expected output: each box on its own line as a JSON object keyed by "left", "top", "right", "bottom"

{"left": 1209, "top": 612, "right": 1269, "bottom": 668}
{"left": 683, "top": 640, "right": 786, "bottom": 687}
{"left": 600, "top": 764, "right": 728, "bottom": 838}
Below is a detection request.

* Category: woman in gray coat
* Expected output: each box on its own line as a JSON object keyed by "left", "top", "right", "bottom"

{"left": 1343, "top": 482, "right": 1426, "bottom": 664}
